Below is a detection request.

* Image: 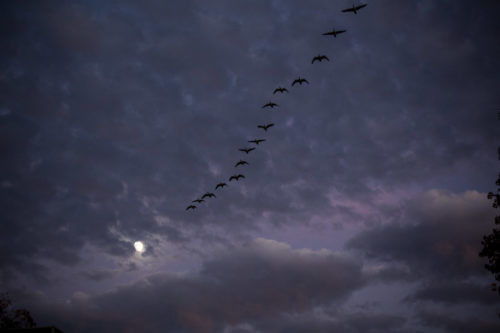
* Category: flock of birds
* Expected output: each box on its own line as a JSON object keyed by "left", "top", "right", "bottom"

{"left": 186, "top": 3, "right": 368, "bottom": 211}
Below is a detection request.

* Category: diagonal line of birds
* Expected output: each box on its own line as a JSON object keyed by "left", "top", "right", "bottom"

{"left": 186, "top": 3, "right": 368, "bottom": 211}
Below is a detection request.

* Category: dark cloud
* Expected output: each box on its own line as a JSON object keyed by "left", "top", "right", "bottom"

{"left": 407, "top": 280, "right": 499, "bottom": 305}
{"left": 347, "top": 189, "right": 500, "bottom": 323}
{"left": 80, "top": 269, "right": 116, "bottom": 281}
{"left": 1, "top": 1, "right": 499, "bottom": 276}
{"left": 29, "top": 239, "right": 364, "bottom": 332}
{"left": 348, "top": 190, "right": 496, "bottom": 280}
{"left": 417, "top": 309, "right": 500, "bottom": 333}
{"left": 1, "top": 0, "right": 499, "bottom": 331}
{"left": 237, "top": 311, "right": 410, "bottom": 333}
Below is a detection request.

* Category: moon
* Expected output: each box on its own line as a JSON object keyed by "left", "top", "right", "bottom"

{"left": 134, "top": 241, "right": 145, "bottom": 253}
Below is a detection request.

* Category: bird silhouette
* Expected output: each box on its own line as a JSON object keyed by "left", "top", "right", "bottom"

{"left": 291, "top": 77, "right": 309, "bottom": 86}
{"left": 273, "top": 87, "right": 288, "bottom": 94}
{"left": 186, "top": 205, "right": 196, "bottom": 211}
{"left": 248, "top": 139, "right": 266, "bottom": 145}
{"left": 322, "top": 29, "right": 346, "bottom": 37}
{"left": 258, "top": 123, "right": 274, "bottom": 131}
{"left": 262, "top": 102, "right": 278, "bottom": 109}
{"left": 201, "top": 192, "right": 216, "bottom": 199}
{"left": 239, "top": 147, "right": 256, "bottom": 154}
{"left": 215, "top": 182, "right": 227, "bottom": 190}
{"left": 235, "top": 160, "right": 249, "bottom": 167}
{"left": 229, "top": 174, "right": 245, "bottom": 181}
{"left": 192, "top": 199, "right": 204, "bottom": 203}
{"left": 312, "top": 55, "right": 330, "bottom": 64}
{"left": 341, "top": 4, "right": 367, "bottom": 14}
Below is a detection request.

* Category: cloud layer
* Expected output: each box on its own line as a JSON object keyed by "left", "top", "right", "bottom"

{"left": 1, "top": 1, "right": 499, "bottom": 332}
{"left": 31, "top": 239, "right": 366, "bottom": 332}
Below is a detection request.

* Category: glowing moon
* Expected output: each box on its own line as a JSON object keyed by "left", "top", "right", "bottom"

{"left": 134, "top": 241, "right": 145, "bottom": 253}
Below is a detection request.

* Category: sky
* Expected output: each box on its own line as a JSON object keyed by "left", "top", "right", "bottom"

{"left": 1, "top": 0, "right": 500, "bottom": 332}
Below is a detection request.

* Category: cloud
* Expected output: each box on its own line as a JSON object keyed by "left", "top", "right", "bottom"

{"left": 80, "top": 269, "right": 116, "bottom": 281}
{"left": 30, "top": 239, "right": 364, "bottom": 333}
{"left": 348, "top": 190, "right": 496, "bottom": 280}
{"left": 407, "top": 280, "right": 499, "bottom": 305}
{"left": 254, "top": 311, "right": 409, "bottom": 333}
{"left": 417, "top": 309, "right": 500, "bottom": 333}
{"left": 1, "top": 1, "right": 500, "bottom": 331}
{"left": 1, "top": 0, "right": 499, "bottom": 288}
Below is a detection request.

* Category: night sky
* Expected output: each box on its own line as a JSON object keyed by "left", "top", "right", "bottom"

{"left": 1, "top": 1, "right": 500, "bottom": 332}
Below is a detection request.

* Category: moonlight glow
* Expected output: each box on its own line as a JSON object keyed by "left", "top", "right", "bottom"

{"left": 134, "top": 241, "right": 145, "bottom": 253}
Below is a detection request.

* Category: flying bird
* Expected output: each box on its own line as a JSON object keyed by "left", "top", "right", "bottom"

{"left": 322, "top": 29, "right": 346, "bottom": 37}
{"left": 248, "top": 139, "right": 266, "bottom": 145}
{"left": 186, "top": 205, "right": 196, "bottom": 211}
{"left": 239, "top": 147, "right": 256, "bottom": 154}
{"left": 311, "top": 55, "right": 330, "bottom": 64}
{"left": 229, "top": 174, "right": 245, "bottom": 181}
{"left": 291, "top": 77, "right": 309, "bottom": 86}
{"left": 258, "top": 123, "right": 274, "bottom": 131}
{"left": 273, "top": 87, "right": 288, "bottom": 94}
{"left": 235, "top": 160, "right": 249, "bottom": 167}
{"left": 201, "top": 192, "right": 216, "bottom": 199}
{"left": 341, "top": 4, "right": 367, "bottom": 14}
{"left": 192, "top": 199, "right": 204, "bottom": 203}
{"left": 262, "top": 102, "right": 278, "bottom": 109}
{"left": 215, "top": 182, "right": 227, "bottom": 190}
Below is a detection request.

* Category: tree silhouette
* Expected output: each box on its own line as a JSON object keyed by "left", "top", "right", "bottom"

{"left": 0, "top": 293, "right": 36, "bottom": 329}
{"left": 479, "top": 113, "right": 500, "bottom": 316}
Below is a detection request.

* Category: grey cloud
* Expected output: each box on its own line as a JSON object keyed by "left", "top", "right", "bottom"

{"left": 407, "top": 280, "right": 499, "bottom": 305}
{"left": 224, "top": 309, "right": 417, "bottom": 333}
{"left": 1, "top": 0, "right": 499, "bottom": 331}
{"left": 348, "top": 190, "right": 496, "bottom": 280}
{"left": 29, "top": 239, "right": 364, "bottom": 332}
{"left": 345, "top": 189, "right": 500, "bottom": 329}
{"left": 80, "top": 269, "right": 116, "bottom": 281}
{"left": 264, "top": 312, "right": 407, "bottom": 333}
{"left": 1, "top": 1, "right": 499, "bottom": 283}
{"left": 417, "top": 309, "right": 500, "bottom": 333}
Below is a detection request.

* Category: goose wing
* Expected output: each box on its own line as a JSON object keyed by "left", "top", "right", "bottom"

{"left": 342, "top": 7, "right": 355, "bottom": 13}
{"left": 249, "top": 139, "right": 265, "bottom": 144}
{"left": 235, "top": 160, "right": 249, "bottom": 167}
{"left": 274, "top": 87, "right": 288, "bottom": 93}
